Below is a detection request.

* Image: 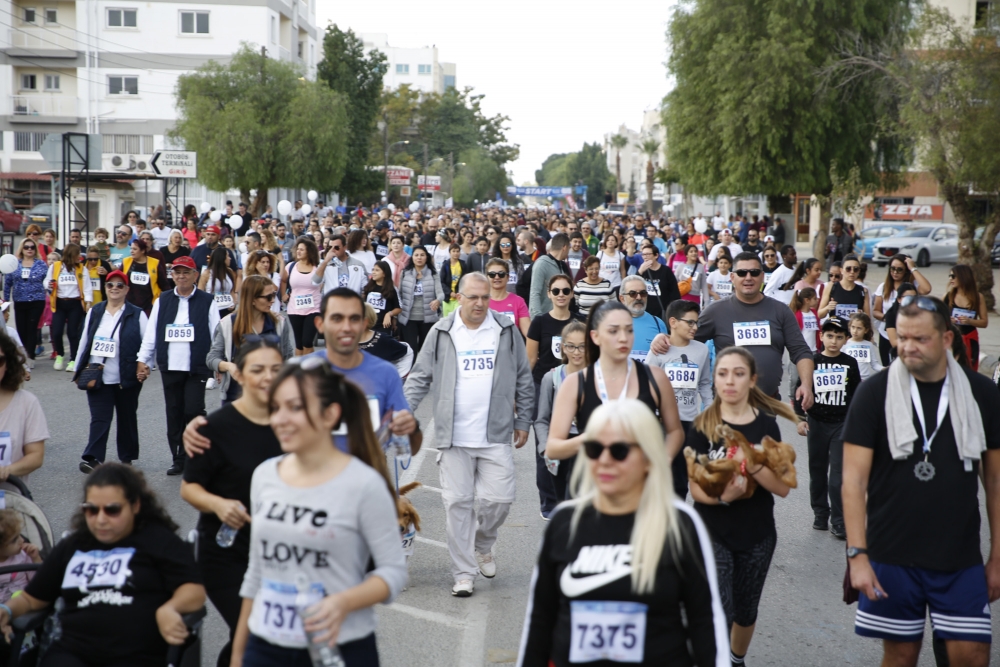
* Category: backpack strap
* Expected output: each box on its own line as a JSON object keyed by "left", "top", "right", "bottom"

{"left": 638, "top": 361, "right": 662, "bottom": 416}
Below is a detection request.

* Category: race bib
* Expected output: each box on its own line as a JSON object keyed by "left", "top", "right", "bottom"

{"left": 294, "top": 294, "right": 314, "bottom": 309}
{"left": 814, "top": 367, "right": 847, "bottom": 393}
{"left": 0, "top": 432, "right": 10, "bottom": 467}
{"left": 62, "top": 547, "right": 135, "bottom": 590}
{"left": 253, "top": 579, "right": 324, "bottom": 645}
{"left": 835, "top": 304, "right": 858, "bottom": 319}
{"left": 338, "top": 273, "right": 349, "bottom": 288}
{"left": 90, "top": 278, "right": 101, "bottom": 294}
{"left": 498, "top": 311, "right": 515, "bottom": 325}
{"left": 414, "top": 281, "right": 424, "bottom": 296}
{"left": 569, "top": 601, "right": 647, "bottom": 664}
{"left": 58, "top": 272, "right": 77, "bottom": 286}
{"left": 733, "top": 321, "right": 771, "bottom": 346}
{"left": 629, "top": 350, "right": 648, "bottom": 362}
{"left": 214, "top": 293, "right": 234, "bottom": 309}
{"left": 664, "top": 363, "right": 699, "bottom": 390}
{"left": 129, "top": 272, "right": 149, "bottom": 286}
{"left": 568, "top": 258, "right": 581, "bottom": 271}
{"left": 645, "top": 281, "right": 660, "bottom": 297}
{"left": 366, "top": 292, "right": 386, "bottom": 310}
{"left": 602, "top": 260, "right": 619, "bottom": 274}
{"left": 551, "top": 336, "right": 562, "bottom": 358}
{"left": 952, "top": 307, "right": 977, "bottom": 321}
{"left": 376, "top": 245, "right": 389, "bottom": 256}
{"left": 165, "top": 323, "right": 195, "bottom": 342}
{"left": 715, "top": 279, "right": 732, "bottom": 296}
{"left": 843, "top": 345, "right": 871, "bottom": 363}
{"left": 681, "top": 266, "right": 694, "bottom": 279}
{"left": 91, "top": 336, "right": 116, "bottom": 359}
{"left": 458, "top": 348, "right": 495, "bottom": 378}
{"left": 20, "top": 268, "right": 30, "bottom": 280}
{"left": 802, "top": 313, "right": 818, "bottom": 331}
{"left": 401, "top": 523, "right": 416, "bottom": 557}
{"left": 507, "top": 271, "right": 517, "bottom": 285}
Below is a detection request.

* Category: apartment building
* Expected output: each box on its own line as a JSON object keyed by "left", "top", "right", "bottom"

{"left": 361, "top": 33, "right": 455, "bottom": 95}
{"left": 0, "top": 0, "right": 320, "bottom": 229}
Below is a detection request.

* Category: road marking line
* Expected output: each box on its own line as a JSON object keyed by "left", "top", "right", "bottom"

{"left": 458, "top": 590, "right": 491, "bottom": 665}
{"left": 384, "top": 602, "right": 467, "bottom": 629}
{"left": 415, "top": 535, "right": 448, "bottom": 549}
{"left": 416, "top": 485, "right": 443, "bottom": 494}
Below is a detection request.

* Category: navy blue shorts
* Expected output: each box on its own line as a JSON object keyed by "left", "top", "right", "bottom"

{"left": 855, "top": 561, "right": 992, "bottom": 643}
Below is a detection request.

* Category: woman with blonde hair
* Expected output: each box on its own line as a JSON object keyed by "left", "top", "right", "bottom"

{"left": 519, "top": 399, "right": 728, "bottom": 666}
{"left": 685, "top": 346, "right": 799, "bottom": 667}
{"left": 243, "top": 251, "right": 281, "bottom": 314}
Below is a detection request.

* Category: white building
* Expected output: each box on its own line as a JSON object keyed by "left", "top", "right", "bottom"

{"left": 360, "top": 33, "right": 455, "bottom": 95}
{"left": 0, "top": 0, "right": 320, "bottom": 230}
{"left": 602, "top": 123, "right": 641, "bottom": 201}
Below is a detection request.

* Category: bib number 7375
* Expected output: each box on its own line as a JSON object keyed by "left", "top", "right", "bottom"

{"left": 569, "top": 601, "right": 647, "bottom": 663}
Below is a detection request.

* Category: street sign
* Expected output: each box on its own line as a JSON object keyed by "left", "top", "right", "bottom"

{"left": 151, "top": 151, "right": 197, "bottom": 178}
{"left": 400, "top": 186, "right": 411, "bottom": 197}
{"left": 389, "top": 178, "right": 411, "bottom": 185}
{"left": 417, "top": 175, "right": 442, "bottom": 191}
{"left": 385, "top": 167, "right": 413, "bottom": 179}
{"left": 40, "top": 133, "right": 101, "bottom": 170}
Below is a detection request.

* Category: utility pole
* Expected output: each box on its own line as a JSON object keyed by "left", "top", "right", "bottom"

{"left": 422, "top": 143, "right": 429, "bottom": 210}
{"left": 448, "top": 151, "right": 453, "bottom": 207}
{"left": 383, "top": 111, "right": 389, "bottom": 197}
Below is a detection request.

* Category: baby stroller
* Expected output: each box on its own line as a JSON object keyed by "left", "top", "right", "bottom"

{"left": 0, "top": 476, "right": 205, "bottom": 667}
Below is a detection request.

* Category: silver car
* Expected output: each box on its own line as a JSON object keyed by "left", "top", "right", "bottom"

{"left": 871, "top": 224, "right": 958, "bottom": 267}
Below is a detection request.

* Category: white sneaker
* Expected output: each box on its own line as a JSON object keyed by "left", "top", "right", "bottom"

{"left": 65, "top": 361, "right": 75, "bottom": 373}
{"left": 451, "top": 579, "right": 474, "bottom": 597}
{"left": 205, "top": 377, "right": 217, "bottom": 390}
{"left": 476, "top": 551, "right": 496, "bottom": 578}
{"left": 53, "top": 355, "right": 64, "bottom": 371}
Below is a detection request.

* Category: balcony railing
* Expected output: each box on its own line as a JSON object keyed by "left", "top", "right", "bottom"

{"left": 278, "top": 46, "right": 291, "bottom": 62}
{"left": 8, "top": 28, "right": 77, "bottom": 51}
{"left": 11, "top": 94, "right": 77, "bottom": 118}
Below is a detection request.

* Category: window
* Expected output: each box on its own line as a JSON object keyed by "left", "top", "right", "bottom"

{"left": 297, "top": 41, "right": 303, "bottom": 58}
{"left": 418, "top": 64, "right": 431, "bottom": 75}
{"left": 180, "top": 11, "right": 209, "bottom": 34}
{"left": 396, "top": 64, "right": 409, "bottom": 75}
{"left": 102, "top": 134, "right": 154, "bottom": 153}
{"left": 14, "top": 132, "right": 46, "bottom": 152}
{"left": 107, "top": 8, "right": 137, "bottom": 27}
{"left": 976, "top": 1, "right": 994, "bottom": 28}
{"left": 108, "top": 76, "right": 138, "bottom": 95}
{"left": 44, "top": 74, "right": 59, "bottom": 90}
{"left": 22, "top": 7, "right": 36, "bottom": 23}
{"left": 20, "top": 74, "right": 37, "bottom": 91}
{"left": 444, "top": 75, "right": 456, "bottom": 90}
{"left": 44, "top": 8, "right": 57, "bottom": 23}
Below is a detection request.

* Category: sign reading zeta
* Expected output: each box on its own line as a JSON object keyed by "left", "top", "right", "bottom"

{"left": 151, "top": 151, "right": 197, "bottom": 179}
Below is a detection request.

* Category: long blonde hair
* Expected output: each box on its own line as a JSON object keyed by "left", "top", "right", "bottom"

{"left": 569, "top": 400, "right": 683, "bottom": 595}
{"left": 694, "top": 347, "right": 799, "bottom": 438}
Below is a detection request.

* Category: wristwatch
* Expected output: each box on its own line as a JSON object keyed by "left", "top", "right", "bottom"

{"left": 716, "top": 498, "right": 730, "bottom": 507}
{"left": 846, "top": 546, "right": 868, "bottom": 559}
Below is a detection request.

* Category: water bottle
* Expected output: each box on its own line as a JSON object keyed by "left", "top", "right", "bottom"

{"left": 389, "top": 434, "right": 410, "bottom": 460}
{"left": 215, "top": 503, "right": 245, "bottom": 548}
{"left": 295, "top": 574, "right": 345, "bottom": 667}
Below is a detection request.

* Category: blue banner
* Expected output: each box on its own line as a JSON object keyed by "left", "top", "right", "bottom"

{"left": 506, "top": 186, "right": 587, "bottom": 197}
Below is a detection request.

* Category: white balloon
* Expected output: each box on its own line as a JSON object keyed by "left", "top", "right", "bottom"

{"left": 0, "top": 255, "right": 17, "bottom": 274}
{"left": 277, "top": 200, "right": 292, "bottom": 216}
{"left": 209, "top": 210, "right": 222, "bottom": 222}
{"left": 409, "top": 202, "right": 420, "bottom": 212}
{"left": 301, "top": 204, "right": 312, "bottom": 216}
{"left": 200, "top": 202, "right": 211, "bottom": 213}
{"left": 666, "top": 204, "right": 675, "bottom": 213}
{"left": 694, "top": 218, "right": 708, "bottom": 233}
{"left": 307, "top": 190, "right": 318, "bottom": 202}
{"left": 229, "top": 214, "right": 244, "bottom": 230}
{"left": 387, "top": 204, "right": 396, "bottom": 212}
{"left": 250, "top": 189, "right": 258, "bottom": 198}
{"left": 239, "top": 242, "right": 248, "bottom": 254}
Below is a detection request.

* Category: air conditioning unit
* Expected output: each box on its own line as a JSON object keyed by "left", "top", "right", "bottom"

{"left": 107, "top": 154, "right": 153, "bottom": 172}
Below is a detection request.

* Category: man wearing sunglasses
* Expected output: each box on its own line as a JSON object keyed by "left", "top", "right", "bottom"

{"left": 108, "top": 225, "right": 134, "bottom": 269}
{"left": 404, "top": 273, "right": 533, "bottom": 598}
{"left": 618, "top": 275, "right": 668, "bottom": 363}
{"left": 312, "top": 233, "right": 365, "bottom": 296}
{"left": 651, "top": 252, "right": 814, "bottom": 409}
{"left": 842, "top": 296, "right": 1000, "bottom": 666}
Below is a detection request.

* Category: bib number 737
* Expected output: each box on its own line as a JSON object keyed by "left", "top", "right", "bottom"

{"left": 570, "top": 601, "right": 647, "bottom": 663}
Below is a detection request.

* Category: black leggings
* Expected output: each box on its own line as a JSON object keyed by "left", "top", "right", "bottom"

{"left": 50, "top": 298, "right": 85, "bottom": 359}
{"left": 877, "top": 334, "right": 892, "bottom": 367}
{"left": 13, "top": 300, "right": 45, "bottom": 359}
{"left": 40, "top": 643, "right": 159, "bottom": 667}
{"left": 713, "top": 532, "right": 777, "bottom": 628}
{"left": 287, "top": 313, "right": 318, "bottom": 350}
{"left": 401, "top": 319, "right": 433, "bottom": 353}
{"left": 202, "top": 555, "right": 247, "bottom": 667}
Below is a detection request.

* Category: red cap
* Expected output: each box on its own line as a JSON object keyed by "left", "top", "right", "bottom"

{"left": 105, "top": 270, "right": 128, "bottom": 285}
{"left": 204, "top": 225, "right": 221, "bottom": 235}
{"left": 171, "top": 256, "right": 197, "bottom": 271}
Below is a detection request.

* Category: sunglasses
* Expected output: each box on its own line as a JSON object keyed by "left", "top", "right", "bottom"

{"left": 830, "top": 273, "right": 842, "bottom": 280}
{"left": 733, "top": 268, "right": 763, "bottom": 277}
{"left": 288, "top": 355, "right": 330, "bottom": 371}
{"left": 900, "top": 295, "right": 944, "bottom": 317}
{"left": 583, "top": 440, "right": 639, "bottom": 461}
{"left": 624, "top": 290, "right": 648, "bottom": 299}
{"left": 948, "top": 273, "right": 955, "bottom": 279}
{"left": 22, "top": 245, "right": 35, "bottom": 250}
{"left": 550, "top": 287, "right": 572, "bottom": 296}
{"left": 763, "top": 254, "right": 776, "bottom": 259}
{"left": 487, "top": 271, "right": 508, "bottom": 279}
{"left": 106, "top": 282, "right": 126, "bottom": 289}
{"left": 844, "top": 266, "right": 860, "bottom": 272}
{"left": 890, "top": 266, "right": 906, "bottom": 273}
{"left": 81, "top": 502, "right": 124, "bottom": 518}
{"left": 256, "top": 292, "right": 277, "bottom": 301}
{"left": 28, "top": 232, "right": 39, "bottom": 236}
{"left": 499, "top": 243, "right": 512, "bottom": 248}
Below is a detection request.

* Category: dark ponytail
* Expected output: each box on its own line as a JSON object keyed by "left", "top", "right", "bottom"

{"left": 584, "top": 299, "right": 631, "bottom": 366}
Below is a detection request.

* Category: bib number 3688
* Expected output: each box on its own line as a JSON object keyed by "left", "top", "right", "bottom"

{"left": 569, "top": 601, "right": 647, "bottom": 663}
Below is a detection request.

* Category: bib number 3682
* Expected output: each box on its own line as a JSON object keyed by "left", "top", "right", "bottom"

{"left": 569, "top": 601, "right": 647, "bottom": 663}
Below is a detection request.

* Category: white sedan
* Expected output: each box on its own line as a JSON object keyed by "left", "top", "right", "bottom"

{"left": 871, "top": 224, "right": 958, "bottom": 267}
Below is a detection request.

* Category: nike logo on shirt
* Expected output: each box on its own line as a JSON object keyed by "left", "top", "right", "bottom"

{"left": 559, "top": 544, "right": 633, "bottom": 597}
{"left": 560, "top": 566, "right": 631, "bottom": 597}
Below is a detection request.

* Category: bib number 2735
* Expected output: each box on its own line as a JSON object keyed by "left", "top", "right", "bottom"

{"left": 458, "top": 349, "right": 495, "bottom": 378}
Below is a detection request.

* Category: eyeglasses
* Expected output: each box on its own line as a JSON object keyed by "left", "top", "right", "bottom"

{"left": 459, "top": 294, "right": 490, "bottom": 302}
{"left": 487, "top": 271, "right": 508, "bottom": 279}
{"left": 830, "top": 273, "right": 842, "bottom": 280}
{"left": 844, "top": 266, "right": 860, "bottom": 273}
{"left": 105, "top": 282, "right": 126, "bottom": 289}
{"left": 28, "top": 231, "right": 39, "bottom": 236}
{"left": 331, "top": 245, "right": 342, "bottom": 251}
{"left": 550, "top": 287, "right": 572, "bottom": 296}
{"left": 562, "top": 343, "right": 585, "bottom": 353}
{"left": 256, "top": 292, "right": 277, "bottom": 301}
{"left": 243, "top": 333, "right": 281, "bottom": 344}
{"left": 733, "top": 268, "right": 763, "bottom": 278}
{"left": 624, "top": 290, "right": 648, "bottom": 299}
{"left": 81, "top": 502, "right": 123, "bottom": 518}
{"left": 583, "top": 440, "right": 639, "bottom": 461}
{"left": 676, "top": 318, "right": 699, "bottom": 328}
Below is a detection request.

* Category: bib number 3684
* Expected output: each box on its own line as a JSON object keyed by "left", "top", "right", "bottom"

{"left": 569, "top": 601, "right": 647, "bottom": 663}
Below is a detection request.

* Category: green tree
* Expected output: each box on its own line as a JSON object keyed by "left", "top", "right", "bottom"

{"left": 566, "top": 143, "right": 614, "bottom": 209}
{"left": 609, "top": 134, "right": 629, "bottom": 195}
{"left": 664, "top": 0, "right": 911, "bottom": 256}
{"left": 535, "top": 153, "right": 572, "bottom": 187}
{"left": 640, "top": 138, "right": 661, "bottom": 213}
{"left": 174, "top": 46, "right": 349, "bottom": 215}
{"left": 828, "top": 7, "right": 1000, "bottom": 306}
{"left": 453, "top": 147, "right": 508, "bottom": 206}
{"left": 317, "top": 25, "right": 387, "bottom": 201}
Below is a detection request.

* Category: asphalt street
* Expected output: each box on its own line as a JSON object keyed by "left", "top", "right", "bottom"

{"left": 14, "top": 261, "right": 1000, "bottom": 666}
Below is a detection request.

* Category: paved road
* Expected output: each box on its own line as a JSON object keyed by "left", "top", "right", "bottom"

{"left": 14, "top": 260, "right": 1000, "bottom": 666}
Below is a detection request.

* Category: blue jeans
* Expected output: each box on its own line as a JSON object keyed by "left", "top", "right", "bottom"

{"left": 243, "top": 633, "right": 379, "bottom": 667}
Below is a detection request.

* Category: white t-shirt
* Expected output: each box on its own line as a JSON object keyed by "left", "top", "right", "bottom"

{"left": 44, "top": 264, "right": 92, "bottom": 302}
{"left": 874, "top": 282, "right": 894, "bottom": 339}
{"left": 597, "top": 251, "right": 624, "bottom": 288}
{"left": 150, "top": 226, "right": 172, "bottom": 251}
{"left": 350, "top": 250, "right": 376, "bottom": 274}
{"left": 707, "top": 240, "right": 741, "bottom": 262}
{"left": 451, "top": 312, "right": 501, "bottom": 448}
{"left": 712, "top": 215, "right": 726, "bottom": 231}
{"left": 763, "top": 263, "right": 797, "bottom": 305}
{"left": 706, "top": 270, "right": 732, "bottom": 302}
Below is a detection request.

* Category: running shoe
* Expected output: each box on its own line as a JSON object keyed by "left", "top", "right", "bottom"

{"left": 34, "top": 345, "right": 44, "bottom": 357}
{"left": 79, "top": 459, "right": 99, "bottom": 474}
{"left": 812, "top": 517, "right": 828, "bottom": 531}
{"left": 451, "top": 579, "right": 474, "bottom": 597}
{"left": 65, "top": 361, "right": 75, "bottom": 373}
{"left": 476, "top": 551, "right": 496, "bottom": 578}
{"left": 206, "top": 377, "right": 217, "bottom": 390}
{"left": 830, "top": 524, "right": 847, "bottom": 540}
{"left": 53, "top": 355, "right": 64, "bottom": 371}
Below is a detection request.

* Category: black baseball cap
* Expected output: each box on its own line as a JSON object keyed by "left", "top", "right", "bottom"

{"left": 822, "top": 316, "right": 848, "bottom": 333}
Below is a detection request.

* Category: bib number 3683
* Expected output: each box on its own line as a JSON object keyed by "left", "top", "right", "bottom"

{"left": 733, "top": 321, "right": 771, "bottom": 346}
{"left": 569, "top": 601, "right": 647, "bottom": 663}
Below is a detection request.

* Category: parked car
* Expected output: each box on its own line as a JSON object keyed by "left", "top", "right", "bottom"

{"left": 19, "top": 203, "right": 53, "bottom": 235}
{"left": 855, "top": 224, "right": 909, "bottom": 261}
{"left": 0, "top": 199, "right": 25, "bottom": 234}
{"left": 973, "top": 227, "right": 1000, "bottom": 265}
{"left": 872, "top": 224, "right": 958, "bottom": 267}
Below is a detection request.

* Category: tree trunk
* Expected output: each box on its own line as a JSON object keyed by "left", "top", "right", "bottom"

{"left": 251, "top": 186, "right": 269, "bottom": 219}
{"left": 615, "top": 152, "right": 621, "bottom": 199}
{"left": 645, "top": 160, "right": 654, "bottom": 214}
{"left": 240, "top": 189, "right": 252, "bottom": 218}
{"left": 811, "top": 197, "right": 833, "bottom": 265}
{"left": 945, "top": 184, "right": 997, "bottom": 311}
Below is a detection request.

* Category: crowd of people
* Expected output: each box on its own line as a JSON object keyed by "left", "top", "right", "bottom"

{"left": 0, "top": 203, "right": 996, "bottom": 667}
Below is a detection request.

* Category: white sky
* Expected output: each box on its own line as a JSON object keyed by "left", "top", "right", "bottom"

{"left": 316, "top": 0, "right": 675, "bottom": 185}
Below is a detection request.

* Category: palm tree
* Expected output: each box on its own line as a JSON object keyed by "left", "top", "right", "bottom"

{"left": 610, "top": 134, "right": 629, "bottom": 197}
{"left": 640, "top": 138, "right": 661, "bottom": 213}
